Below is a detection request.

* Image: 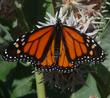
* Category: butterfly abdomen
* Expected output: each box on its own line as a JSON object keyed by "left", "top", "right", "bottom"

{"left": 54, "top": 23, "right": 62, "bottom": 62}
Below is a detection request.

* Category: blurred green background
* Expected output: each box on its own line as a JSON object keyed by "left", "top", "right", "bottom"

{"left": 0, "top": 0, "right": 110, "bottom": 98}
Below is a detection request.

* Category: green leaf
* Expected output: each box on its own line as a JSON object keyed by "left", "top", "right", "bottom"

{"left": 93, "top": 12, "right": 110, "bottom": 98}
{"left": 0, "top": 61, "right": 16, "bottom": 81}
{"left": 101, "top": 20, "right": 110, "bottom": 70}
{"left": 70, "top": 74, "right": 101, "bottom": 98}
{"left": 91, "top": 18, "right": 110, "bottom": 98}
{"left": 0, "top": 24, "right": 13, "bottom": 42}
{"left": 11, "top": 76, "right": 34, "bottom": 98}
{"left": 91, "top": 64, "right": 110, "bottom": 98}
{"left": 0, "top": 80, "right": 11, "bottom": 98}
{"left": 45, "top": 0, "right": 55, "bottom": 16}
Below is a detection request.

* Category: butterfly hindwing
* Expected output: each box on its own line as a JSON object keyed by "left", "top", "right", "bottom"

{"left": 82, "top": 34, "right": 105, "bottom": 63}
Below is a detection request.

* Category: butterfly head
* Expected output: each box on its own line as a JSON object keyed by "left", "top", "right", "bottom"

{"left": 56, "top": 18, "right": 61, "bottom": 24}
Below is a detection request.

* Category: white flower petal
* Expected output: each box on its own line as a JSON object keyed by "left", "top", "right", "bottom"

{"left": 55, "top": 8, "right": 63, "bottom": 19}
{"left": 106, "top": 1, "right": 110, "bottom": 5}
{"left": 38, "top": 21, "right": 49, "bottom": 26}
{"left": 82, "top": 17, "right": 93, "bottom": 33}
{"left": 46, "top": 12, "right": 56, "bottom": 22}
{"left": 35, "top": 25, "right": 42, "bottom": 28}
{"left": 86, "top": 30, "right": 99, "bottom": 36}
{"left": 92, "top": 21, "right": 105, "bottom": 24}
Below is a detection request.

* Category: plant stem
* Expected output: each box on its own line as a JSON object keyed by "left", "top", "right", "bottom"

{"left": 35, "top": 72, "right": 46, "bottom": 98}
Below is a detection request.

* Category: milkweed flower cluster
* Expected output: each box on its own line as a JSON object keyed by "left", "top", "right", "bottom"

{"left": 37, "top": 0, "right": 110, "bottom": 38}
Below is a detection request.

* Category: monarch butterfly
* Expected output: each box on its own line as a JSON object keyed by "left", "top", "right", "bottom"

{"left": 3, "top": 18, "right": 106, "bottom": 73}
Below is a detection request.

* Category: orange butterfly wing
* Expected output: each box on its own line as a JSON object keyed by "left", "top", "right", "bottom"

{"left": 3, "top": 26, "right": 54, "bottom": 64}
{"left": 3, "top": 25, "right": 106, "bottom": 73}
{"left": 56, "top": 26, "right": 88, "bottom": 70}
{"left": 23, "top": 26, "right": 53, "bottom": 59}
{"left": 61, "top": 26, "right": 105, "bottom": 67}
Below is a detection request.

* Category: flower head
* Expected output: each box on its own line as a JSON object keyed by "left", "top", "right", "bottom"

{"left": 37, "top": 1, "right": 109, "bottom": 38}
